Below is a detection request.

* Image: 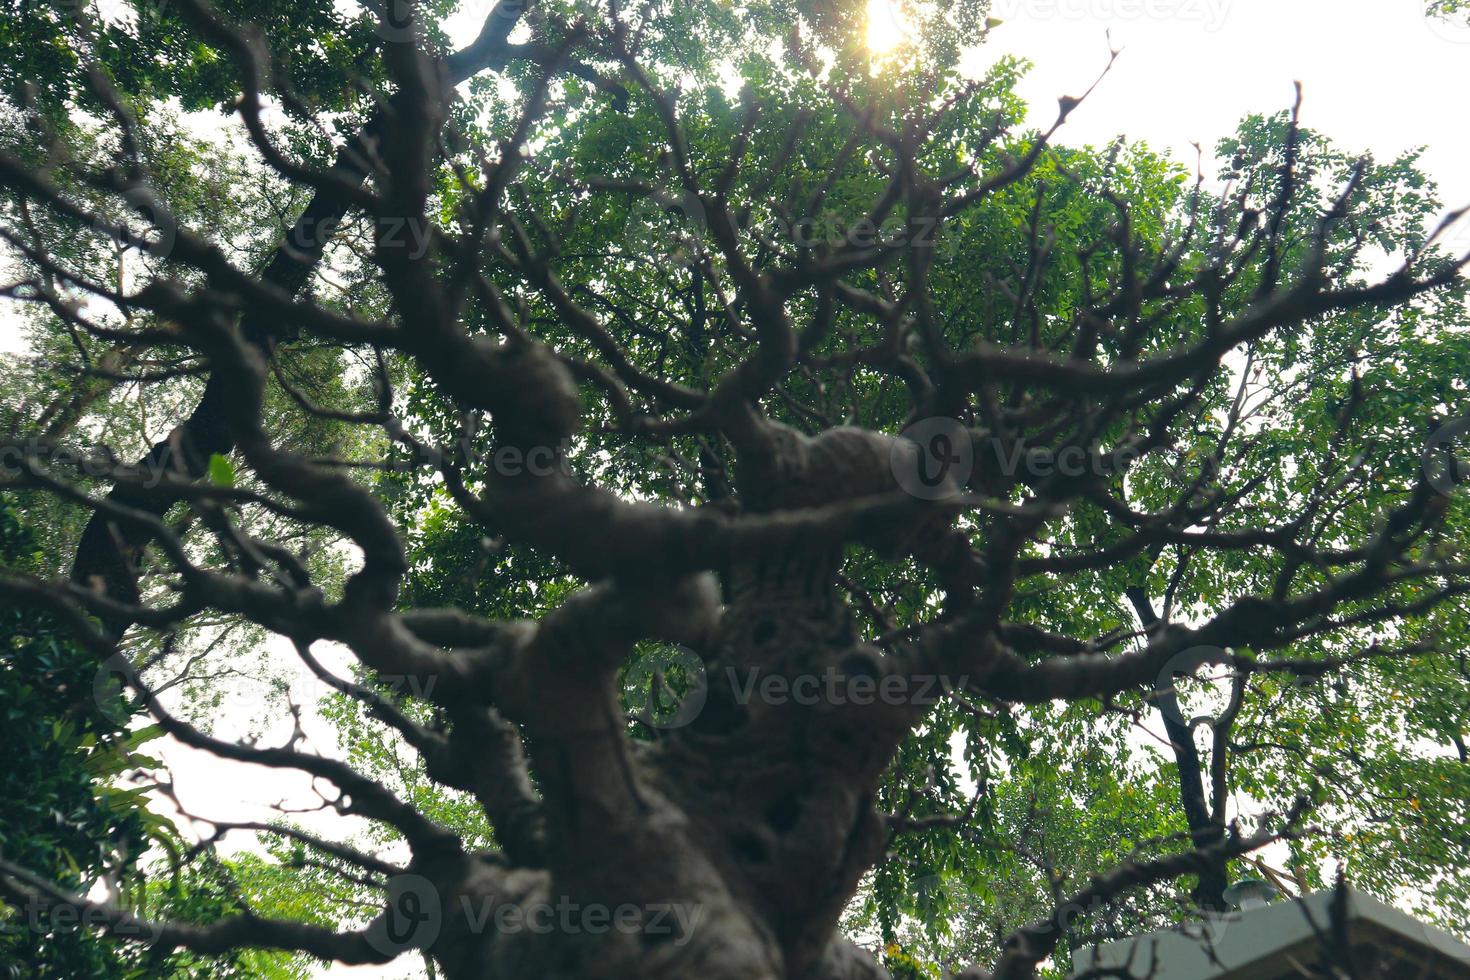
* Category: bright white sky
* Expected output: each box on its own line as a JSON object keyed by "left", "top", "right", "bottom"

{"left": 3, "top": 1, "right": 1466, "bottom": 976}
{"left": 983, "top": 0, "right": 1470, "bottom": 236}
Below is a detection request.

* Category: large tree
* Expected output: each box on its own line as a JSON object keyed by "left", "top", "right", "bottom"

{"left": 1, "top": 1, "right": 1468, "bottom": 978}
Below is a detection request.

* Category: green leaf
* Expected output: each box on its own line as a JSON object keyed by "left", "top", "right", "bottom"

{"left": 208, "top": 453, "right": 235, "bottom": 487}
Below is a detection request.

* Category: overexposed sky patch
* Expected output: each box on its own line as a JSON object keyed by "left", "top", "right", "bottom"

{"left": 976, "top": 0, "right": 1469, "bottom": 241}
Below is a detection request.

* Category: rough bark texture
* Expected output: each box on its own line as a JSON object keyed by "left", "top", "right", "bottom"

{"left": 0, "top": 3, "right": 1465, "bottom": 978}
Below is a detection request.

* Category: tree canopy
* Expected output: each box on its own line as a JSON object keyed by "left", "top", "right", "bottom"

{"left": 0, "top": 1, "right": 1467, "bottom": 978}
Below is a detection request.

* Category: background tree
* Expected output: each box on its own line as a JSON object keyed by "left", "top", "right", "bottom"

{"left": 0, "top": 1, "right": 1468, "bottom": 978}
{"left": 0, "top": 496, "right": 308, "bottom": 978}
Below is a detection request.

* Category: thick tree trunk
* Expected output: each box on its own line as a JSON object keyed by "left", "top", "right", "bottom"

{"left": 411, "top": 712, "right": 897, "bottom": 978}
{"left": 421, "top": 657, "right": 898, "bottom": 972}
{"left": 410, "top": 426, "right": 925, "bottom": 979}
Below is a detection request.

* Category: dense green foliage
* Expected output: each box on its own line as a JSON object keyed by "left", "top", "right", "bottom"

{"left": 0, "top": 1, "right": 1467, "bottom": 976}
{"left": 0, "top": 498, "right": 151, "bottom": 976}
{"left": 375, "top": 59, "right": 1470, "bottom": 970}
{"left": 0, "top": 500, "right": 303, "bottom": 978}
